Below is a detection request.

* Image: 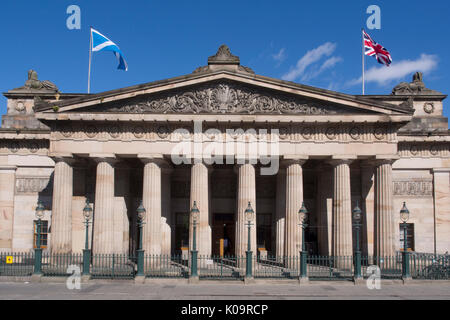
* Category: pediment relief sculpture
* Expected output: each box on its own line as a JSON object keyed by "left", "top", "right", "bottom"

{"left": 85, "top": 81, "right": 362, "bottom": 115}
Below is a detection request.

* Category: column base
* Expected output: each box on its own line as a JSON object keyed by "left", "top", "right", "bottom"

{"left": 30, "top": 274, "right": 42, "bottom": 283}
{"left": 402, "top": 276, "right": 412, "bottom": 285}
{"left": 134, "top": 275, "right": 146, "bottom": 284}
{"left": 353, "top": 277, "right": 365, "bottom": 286}
{"left": 188, "top": 276, "right": 200, "bottom": 284}
{"left": 244, "top": 277, "right": 255, "bottom": 285}
{"left": 81, "top": 275, "right": 91, "bottom": 283}
{"left": 298, "top": 277, "right": 309, "bottom": 285}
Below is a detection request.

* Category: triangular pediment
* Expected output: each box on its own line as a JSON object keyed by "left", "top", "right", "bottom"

{"left": 36, "top": 71, "right": 414, "bottom": 117}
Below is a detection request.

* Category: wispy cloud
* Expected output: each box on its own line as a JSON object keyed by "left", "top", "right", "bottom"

{"left": 348, "top": 54, "right": 439, "bottom": 86}
{"left": 282, "top": 42, "right": 339, "bottom": 81}
{"left": 301, "top": 56, "right": 343, "bottom": 81}
{"left": 272, "top": 48, "right": 286, "bottom": 62}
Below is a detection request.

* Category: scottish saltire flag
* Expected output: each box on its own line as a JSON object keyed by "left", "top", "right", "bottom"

{"left": 91, "top": 28, "right": 128, "bottom": 71}
{"left": 363, "top": 29, "right": 392, "bottom": 67}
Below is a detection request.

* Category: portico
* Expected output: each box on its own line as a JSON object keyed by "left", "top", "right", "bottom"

{"left": 1, "top": 45, "right": 448, "bottom": 261}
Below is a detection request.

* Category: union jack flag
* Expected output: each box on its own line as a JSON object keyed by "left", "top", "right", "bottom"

{"left": 363, "top": 29, "right": 392, "bottom": 67}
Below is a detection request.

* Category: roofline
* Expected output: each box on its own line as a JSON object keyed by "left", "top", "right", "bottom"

{"left": 35, "top": 70, "right": 414, "bottom": 115}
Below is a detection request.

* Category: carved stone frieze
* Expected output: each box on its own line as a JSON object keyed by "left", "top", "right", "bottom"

{"left": 16, "top": 176, "right": 53, "bottom": 195}
{"left": 398, "top": 142, "right": 450, "bottom": 158}
{"left": 84, "top": 81, "right": 358, "bottom": 115}
{"left": 0, "top": 140, "right": 49, "bottom": 154}
{"left": 393, "top": 180, "right": 433, "bottom": 196}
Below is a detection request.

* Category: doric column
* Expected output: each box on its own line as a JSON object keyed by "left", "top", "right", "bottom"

{"left": 284, "top": 159, "right": 306, "bottom": 265}
{"left": 235, "top": 163, "right": 257, "bottom": 258}
{"left": 92, "top": 157, "right": 116, "bottom": 254}
{"left": 0, "top": 166, "right": 17, "bottom": 251}
{"left": 189, "top": 161, "right": 211, "bottom": 256}
{"left": 316, "top": 164, "right": 332, "bottom": 256}
{"left": 329, "top": 159, "right": 354, "bottom": 257}
{"left": 360, "top": 163, "right": 375, "bottom": 258}
{"left": 433, "top": 168, "right": 450, "bottom": 254}
{"left": 275, "top": 168, "right": 286, "bottom": 260}
{"left": 50, "top": 158, "right": 74, "bottom": 253}
{"left": 161, "top": 167, "right": 173, "bottom": 256}
{"left": 374, "top": 160, "right": 396, "bottom": 257}
{"left": 140, "top": 157, "right": 164, "bottom": 256}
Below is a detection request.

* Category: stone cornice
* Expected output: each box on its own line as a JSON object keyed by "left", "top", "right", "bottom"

{"left": 35, "top": 71, "right": 413, "bottom": 116}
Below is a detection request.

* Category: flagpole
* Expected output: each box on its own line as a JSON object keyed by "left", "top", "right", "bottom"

{"left": 88, "top": 27, "right": 93, "bottom": 94}
{"left": 362, "top": 28, "right": 365, "bottom": 95}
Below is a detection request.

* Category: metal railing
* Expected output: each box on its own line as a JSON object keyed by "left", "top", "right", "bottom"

{"left": 197, "top": 255, "right": 244, "bottom": 280}
{"left": 0, "top": 252, "right": 34, "bottom": 277}
{"left": 42, "top": 253, "right": 83, "bottom": 277}
{"left": 1, "top": 251, "right": 449, "bottom": 280}
{"left": 144, "top": 254, "right": 189, "bottom": 278}
{"left": 90, "top": 254, "right": 135, "bottom": 279}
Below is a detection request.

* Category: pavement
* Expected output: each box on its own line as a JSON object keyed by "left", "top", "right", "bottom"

{"left": 0, "top": 279, "right": 449, "bottom": 300}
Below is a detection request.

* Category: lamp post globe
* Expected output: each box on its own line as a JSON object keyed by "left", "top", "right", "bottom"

{"left": 35, "top": 200, "right": 45, "bottom": 220}
{"left": 83, "top": 199, "right": 93, "bottom": 221}
{"left": 400, "top": 202, "right": 411, "bottom": 279}
{"left": 400, "top": 202, "right": 410, "bottom": 223}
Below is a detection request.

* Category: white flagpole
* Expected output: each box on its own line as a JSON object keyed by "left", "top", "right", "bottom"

{"left": 362, "top": 29, "right": 365, "bottom": 95}
{"left": 87, "top": 27, "right": 93, "bottom": 94}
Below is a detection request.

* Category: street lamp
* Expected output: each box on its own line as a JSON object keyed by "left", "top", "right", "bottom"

{"left": 400, "top": 202, "right": 411, "bottom": 279}
{"left": 136, "top": 200, "right": 146, "bottom": 277}
{"left": 298, "top": 202, "right": 308, "bottom": 280}
{"left": 353, "top": 202, "right": 362, "bottom": 280}
{"left": 190, "top": 201, "right": 200, "bottom": 278}
{"left": 33, "top": 200, "right": 45, "bottom": 275}
{"left": 82, "top": 199, "right": 93, "bottom": 276}
{"left": 245, "top": 202, "right": 255, "bottom": 279}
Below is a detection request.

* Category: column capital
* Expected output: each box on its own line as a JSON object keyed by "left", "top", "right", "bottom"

{"left": 281, "top": 156, "right": 308, "bottom": 167}
{"left": 138, "top": 154, "right": 167, "bottom": 166}
{"left": 90, "top": 154, "right": 118, "bottom": 165}
{"left": 51, "top": 154, "right": 76, "bottom": 165}
{"left": 367, "top": 155, "right": 400, "bottom": 167}
{"left": 327, "top": 157, "right": 355, "bottom": 167}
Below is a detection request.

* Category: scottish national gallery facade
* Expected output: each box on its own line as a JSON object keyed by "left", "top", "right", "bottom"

{"left": 0, "top": 46, "right": 449, "bottom": 260}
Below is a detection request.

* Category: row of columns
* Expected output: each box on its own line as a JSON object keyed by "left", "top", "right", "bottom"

{"left": 49, "top": 156, "right": 397, "bottom": 258}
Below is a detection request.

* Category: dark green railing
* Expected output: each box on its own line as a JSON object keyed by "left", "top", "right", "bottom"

{"left": 144, "top": 254, "right": 189, "bottom": 278}
{"left": 1, "top": 251, "right": 449, "bottom": 280}
{"left": 42, "top": 253, "right": 83, "bottom": 277}
{"left": 90, "top": 254, "right": 135, "bottom": 279}
{"left": 197, "top": 255, "right": 244, "bottom": 280}
{"left": 0, "top": 252, "right": 34, "bottom": 277}
{"left": 410, "top": 253, "right": 450, "bottom": 280}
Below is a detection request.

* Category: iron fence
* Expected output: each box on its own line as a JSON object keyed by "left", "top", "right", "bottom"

{"left": 0, "top": 252, "right": 34, "bottom": 277}
{"left": 1, "top": 251, "right": 449, "bottom": 280}
{"left": 144, "top": 254, "right": 189, "bottom": 278}
{"left": 410, "top": 253, "right": 450, "bottom": 280}
{"left": 197, "top": 255, "right": 244, "bottom": 280}
{"left": 90, "top": 254, "right": 135, "bottom": 279}
{"left": 307, "top": 256, "right": 354, "bottom": 280}
{"left": 42, "top": 253, "right": 83, "bottom": 277}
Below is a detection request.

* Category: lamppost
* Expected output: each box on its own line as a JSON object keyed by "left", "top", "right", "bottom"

{"left": 298, "top": 202, "right": 308, "bottom": 281}
{"left": 33, "top": 200, "right": 45, "bottom": 275}
{"left": 190, "top": 201, "right": 200, "bottom": 278}
{"left": 400, "top": 202, "right": 411, "bottom": 280}
{"left": 245, "top": 202, "right": 255, "bottom": 279}
{"left": 353, "top": 202, "right": 362, "bottom": 281}
{"left": 82, "top": 199, "right": 93, "bottom": 276}
{"left": 136, "top": 200, "right": 146, "bottom": 277}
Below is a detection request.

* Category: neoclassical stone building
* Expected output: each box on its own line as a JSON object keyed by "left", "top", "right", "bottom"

{"left": 0, "top": 46, "right": 448, "bottom": 259}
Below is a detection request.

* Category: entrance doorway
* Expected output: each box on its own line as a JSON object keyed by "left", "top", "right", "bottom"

{"left": 212, "top": 213, "right": 235, "bottom": 256}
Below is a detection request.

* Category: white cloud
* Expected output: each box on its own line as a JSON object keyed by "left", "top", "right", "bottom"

{"left": 301, "top": 56, "right": 343, "bottom": 81}
{"left": 272, "top": 48, "right": 286, "bottom": 62}
{"left": 282, "top": 42, "right": 338, "bottom": 81}
{"left": 348, "top": 54, "right": 438, "bottom": 86}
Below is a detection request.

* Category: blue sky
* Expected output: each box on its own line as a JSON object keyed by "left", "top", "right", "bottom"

{"left": 1, "top": 0, "right": 449, "bottom": 121}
